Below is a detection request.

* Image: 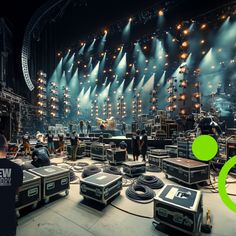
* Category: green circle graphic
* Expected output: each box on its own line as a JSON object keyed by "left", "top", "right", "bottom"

{"left": 218, "top": 156, "right": 236, "bottom": 213}
{"left": 192, "top": 135, "right": 218, "bottom": 161}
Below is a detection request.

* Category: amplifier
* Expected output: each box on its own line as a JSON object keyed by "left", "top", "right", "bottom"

{"left": 79, "top": 133, "right": 85, "bottom": 137}
{"left": 89, "top": 133, "right": 95, "bottom": 137}
{"left": 16, "top": 171, "right": 41, "bottom": 216}
{"left": 177, "top": 140, "right": 190, "bottom": 158}
{"left": 67, "top": 143, "right": 86, "bottom": 159}
{"left": 163, "top": 158, "right": 209, "bottom": 185}
{"left": 149, "top": 149, "right": 168, "bottom": 156}
{"left": 154, "top": 184, "right": 203, "bottom": 236}
{"left": 84, "top": 141, "right": 92, "bottom": 156}
{"left": 107, "top": 148, "right": 126, "bottom": 164}
{"left": 148, "top": 154, "right": 169, "bottom": 169}
{"left": 91, "top": 143, "right": 111, "bottom": 160}
{"left": 123, "top": 161, "right": 146, "bottom": 177}
{"left": 29, "top": 166, "right": 70, "bottom": 203}
{"left": 80, "top": 172, "right": 122, "bottom": 204}
{"left": 165, "top": 145, "right": 178, "bottom": 157}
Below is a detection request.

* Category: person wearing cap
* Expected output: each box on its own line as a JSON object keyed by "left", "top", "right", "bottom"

{"left": 0, "top": 134, "right": 23, "bottom": 236}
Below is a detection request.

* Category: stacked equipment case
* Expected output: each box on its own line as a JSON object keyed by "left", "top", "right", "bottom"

{"left": 29, "top": 166, "right": 70, "bottom": 203}
{"left": 80, "top": 172, "right": 122, "bottom": 204}
{"left": 107, "top": 148, "right": 126, "bottom": 164}
{"left": 123, "top": 161, "right": 146, "bottom": 177}
{"left": 90, "top": 143, "right": 111, "bottom": 160}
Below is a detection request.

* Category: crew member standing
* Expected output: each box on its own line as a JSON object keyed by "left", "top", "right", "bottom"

{"left": 132, "top": 129, "right": 140, "bottom": 161}
{"left": 22, "top": 132, "right": 31, "bottom": 155}
{"left": 121, "top": 122, "right": 126, "bottom": 135}
{"left": 86, "top": 121, "right": 91, "bottom": 135}
{"left": 46, "top": 131, "right": 55, "bottom": 154}
{"left": 79, "top": 120, "right": 84, "bottom": 134}
{"left": 140, "top": 129, "right": 148, "bottom": 162}
{"left": 0, "top": 134, "right": 23, "bottom": 236}
{"left": 70, "top": 131, "right": 79, "bottom": 161}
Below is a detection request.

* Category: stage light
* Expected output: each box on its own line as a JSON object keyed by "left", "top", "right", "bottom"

{"left": 179, "top": 93, "right": 187, "bottom": 101}
{"left": 221, "top": 15, "right": 227, "bottom": 20}
{"left": 218, "top": 48, "right": 222, "bottom": 52}
{"left": 180, "top": 53, "right": 188, "bottom": 59}
{"left": 200, "top": 40, "right": 205, "bottom": 44}
{"left": 129, "top": 17, "right": 132, "bottom": 22}
{"left": 172, "top": 38, "right": 176, "bottom": 42}
{"left": 183, "top": 29, "right": 189, "bottom": 35}
{"left": 201, "top": 24, "right": 207, "bottom": 29}
{"left": 143, "top": 46, "right": 147, "bottom": 50}
{"left": 182, "top": 41, "right": 188, "bottom": 47}
{"left": 81, "top": 42, "right": 84, "bottom": 46}
{"left": 145, "top": 60, "right": 149, "bottom": 63}
{"left": 118, "top": 47, "right": 121, "bottom": 51}
{"left": 211, "top": 65, "right": 215, "bottom": 69}
{"left": 180, "top": 108, "right": 187, "bottom": 115}
{"left": 202, "top": 51, "right": 206, "bottom": 55}
{"left": 145, "top": 68, "right": 148, "bottom": 71}
{"left": 129, "top": 63, "right": 132, "bottom": 67}
{"left": 113, "top": 55, "right": 116, "bottom": 59}
{"left": 194, "top": 103, "right": 201, "bottom": 109}
{"left": 177, "top": 24, "right": 182, "bottom": 30}
{"left": 104, "top": 29, "right": 108, "bottom": 34}
{"left": 84, "top": 65, "right": 87, "bottom": 68}
{"left": 57, "top": 52, "right": 61, "bottom": 57}
{"left": 158, "top": 10, "right": 164, "bottom": 16}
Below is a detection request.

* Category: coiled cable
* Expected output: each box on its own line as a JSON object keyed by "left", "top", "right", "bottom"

{"left": 126, "top": 184, "right": 155, "bottom": 203}
{"left": 103, "top": 165, "right": 122, "bottom": 175}
{"left": 136, "top": 175, "right": 164, "bottom": 189}
{"left": 82, "top": 165, "right": 101, "bottom": 178}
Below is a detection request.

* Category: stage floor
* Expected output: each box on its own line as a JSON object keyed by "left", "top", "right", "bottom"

{"left": 17, "top": 155, "right": 236, "bottom": 236}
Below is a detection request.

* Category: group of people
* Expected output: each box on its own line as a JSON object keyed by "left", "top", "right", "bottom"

{"left": 79, "top": 120, "right": 92, "bottom": 134}
{"left": 132, "top": 129, "right": 148, "bottom": 162}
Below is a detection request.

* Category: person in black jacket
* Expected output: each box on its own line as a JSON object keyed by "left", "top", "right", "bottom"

{"left": 0, "top": 134, "right": 23, "bottom": 236}
{"left": 70, "top": 131, "right": 79, "bottom": 161}
{"left": 132, "top": 129, "right": 140, "bottom": 161}
{"left": 140, "top": 129, "right": 148, "bottom": 162}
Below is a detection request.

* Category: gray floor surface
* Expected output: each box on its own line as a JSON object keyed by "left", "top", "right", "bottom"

{"left": 17, "top": 155, "right": 236, "bottom": 236}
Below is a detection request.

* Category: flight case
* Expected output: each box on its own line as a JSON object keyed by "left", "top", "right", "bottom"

{"left": 80, "top": 172, "right": 122, "bottom": 204}
{"left": 107, "top": 148, "right": 126, "bottom": 164}
{"left": 29, "top": 166, "right": 70, "bottom": 203}
{"left": 16, "top": 170, "right": 41, "bottom": 216}
{"left": 154, "top": 184, "right": 203, "bottom": 236}
{"left": 162, "top": 158, "right": 209, "bottom": 185}
{"left": 123, "top": 161, "right": 146, "bottom": 177}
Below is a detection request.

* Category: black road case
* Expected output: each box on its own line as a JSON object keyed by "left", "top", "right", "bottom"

{"left": 16, "top": 170, "right": 41, "bottom": 216}
{"left": 154, "top": 184, "right": 203, "bottom": 236}
{"left": 80, "top": 172, "right": 122, "bottom": 204}
{"left": 107, "top": 148, "right": 126, "bottom": 164}
{"left": 29, "top": 166, "right": 70, "bottom": 203}
{"left": 123, "top": 161, "right": 146, "bottom": 177}
{"left": 165, "top": 145, "right": 178, "bottom": 157}
{"left": 162, "top": 158, "right": 209, "bottom": 185}
{"left": 91, "top": 143, "right": 111, "bottom": 161}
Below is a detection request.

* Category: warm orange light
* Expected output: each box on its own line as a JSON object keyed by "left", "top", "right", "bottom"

{"left": 182, "top": 41, "right": 188, "bottom": 47}
{"left": 221, "top": 15, "right": 226, "bottom": 20}
{"left": 104, "top": 29, "right": 108, "bottom": 34}
{"left": 201, "top": 24, "right": 207, "bottom": 29}
{"left": 158, "top": 10, "right": 164, "bottom": 16}
{"left": 143, "top": 46, "right": 147, "bottom": 50}
{"left": 180, "top": 53, "right": 188, "bottom": 59}
{"left": 177, "top": 24, "right": 182, "bottom": 30}
{"left": 183, "top": 29, "right": 189, "bottom": 35}
{"left": 194, "top": 103, "right": 201, "bottom": 109}
{"left": 129, "top": 17, "right": 132, "bottom": 22}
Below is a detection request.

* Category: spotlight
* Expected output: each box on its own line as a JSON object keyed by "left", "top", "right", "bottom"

{"left": 182, "top": 41, "right": 188, "bottom": 47}
{"left": 177, "top": 24, "right": 182, "bottom": 30}
{"left": 129, "top": 17, "right": 132, "bottom": 22}
{"left": 158, "top": 10, "right": 164, "bottom": 16}
{"left": 183, "top": 29, "right": 189, "bottom": 35}
{"left": 201, "top": 24, "right": 207, "bottom": 29}
{"left": 200, "top": 40, "right": 205, "bottom": 44}
{"left": 180, "top": 53, "right": 188, "bottom": 60}
{"left": 221, "top": 15, "right": 226, "bottom": 20}
{"left": 104, "top": 29, "right": 108, "bottom": 34}
{"left": 143, "top": 46, "right": 147, "bottom": 50}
